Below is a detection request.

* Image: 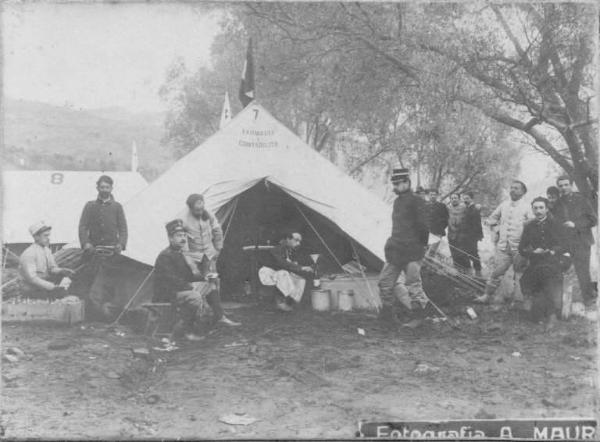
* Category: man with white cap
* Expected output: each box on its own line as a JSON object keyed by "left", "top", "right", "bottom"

{"left": 19, "top": 221, "right": 74, "bottom": 299}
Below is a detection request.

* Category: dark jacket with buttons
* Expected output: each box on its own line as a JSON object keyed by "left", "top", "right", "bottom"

{"left": 78, "top": 195, "right": 128, "bottom": 249}
{"left": 518, "top": 216, "right": 565, "bottom": 267}
{"left": 458, "top": 203, "right": 483, "bottom": 242}
{"left": 153, "top": 246, "right": 204, "bottom": 303}
{"left": 428, "top": 201, "right": 449, "bottom": 236}
{"left": 263, "top": 244, "right": 307, "bottom": 276}
{"left": 385, "top": 190, "right": 429, "bottom": 267}
{"left": 553, "top": 192, "right": 597, "bottom": 247}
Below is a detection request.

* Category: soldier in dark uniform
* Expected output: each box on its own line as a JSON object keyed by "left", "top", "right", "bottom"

{"left": 153, "top": 219, "right": 240, "bottom": 341}
{"left": 74, "top": 175, "right": 128, "bottom": 320}
{"left": 426, "top": 188, "right": 449, "bottom": 256}
{"left": 458, "top": 191, "right": 484, "bottom": 277}
{"left": 546, "top": 186, "right": 560, "bottom": 217}
{"left": 378, "top": 168, "right": 430, "bottom": 323}
{"left": 554, "top": 175, "right": 597, "bottom": 306}
{"left": 519, "top": 197, "right": 570, "bottom": 327}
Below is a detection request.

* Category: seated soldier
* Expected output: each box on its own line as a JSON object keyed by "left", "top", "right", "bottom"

{"left": 258, "top": 230, "right": 313, "bottom": 312}
{"left": 153, "top": 219, "right": 240, "bottom": 342}
{"left": 19, "top": 221, "right": 74, "bottom": 299}
{"left": 518, "top": 197, "right": 570, "bottom": 328}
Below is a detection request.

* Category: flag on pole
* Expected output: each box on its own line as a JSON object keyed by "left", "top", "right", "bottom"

{"left": 239, "top": 38, "right": 255, "bottom": 107}
{"left": 219, "top": 91, "right": 232, "bottom": 129}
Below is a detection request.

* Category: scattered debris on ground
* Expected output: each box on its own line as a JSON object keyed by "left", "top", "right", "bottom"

{"left": 1, "top": 302, "right": 596, "bottom": 438}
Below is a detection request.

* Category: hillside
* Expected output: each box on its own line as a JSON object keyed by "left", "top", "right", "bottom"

{"left": 2, "top": 99, "right": 175, "bottom": 180}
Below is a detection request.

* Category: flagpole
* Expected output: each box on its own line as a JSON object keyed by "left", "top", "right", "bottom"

{"left": 239, "top": 37, "right": 255, "bottom": 107}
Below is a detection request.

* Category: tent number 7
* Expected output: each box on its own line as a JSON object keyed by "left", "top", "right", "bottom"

{"left": 253, "top": 109, "right": 259, "bottom": 120}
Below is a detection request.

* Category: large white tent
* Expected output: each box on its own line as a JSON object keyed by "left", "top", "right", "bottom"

{"left": 73, "top": 102, "right": 394, "bottom": 311}
{"left": 2, "top": 170, "right": 148, "bottom": 245}
{"left": 122, "top": 102, "right": 391, "bottom": 267}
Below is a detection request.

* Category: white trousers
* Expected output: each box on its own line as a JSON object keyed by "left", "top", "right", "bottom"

{"left": 259, "top": 267, "right": 306, "bottom": 302}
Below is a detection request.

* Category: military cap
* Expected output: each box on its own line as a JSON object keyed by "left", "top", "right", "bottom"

{"left": 391, "top": 168, "right": 410, "bottom": 183}
{"left": 165, "top": 219, "right": 185, "bottom": 236}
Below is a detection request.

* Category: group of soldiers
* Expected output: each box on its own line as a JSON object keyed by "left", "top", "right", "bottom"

{"left": 18, "top": 175, "right": 241, "bottom": 341}
{"left": 379, "top": 168, "right": 597, "bottom": 327}
{"left": 16, "top": 167, "right": 597, "bottom": 340}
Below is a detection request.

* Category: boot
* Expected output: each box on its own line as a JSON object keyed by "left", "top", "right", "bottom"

{"left": 218, "top": 316, "right": 241, "bottom": 326}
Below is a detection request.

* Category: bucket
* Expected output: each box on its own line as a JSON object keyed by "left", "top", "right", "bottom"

{"left": 338, "top": 289, "right": 354, "bottom": 312}
{"left": 311, "top": 289, "right": 331, "bottom": 312}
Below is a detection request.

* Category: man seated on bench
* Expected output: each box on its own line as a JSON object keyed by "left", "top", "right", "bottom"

{"left": 259, "top": 230, "right": 314, "bottom": 312}
{"left": 19, "top": 221, "right": 74, "bottom": 300}
{"left": 153, "top": 219, "right": 240, "bottom": 342}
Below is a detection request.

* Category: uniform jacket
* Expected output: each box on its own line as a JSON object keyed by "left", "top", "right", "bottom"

{"left": 19, "top": 243, "right": 58, "bottom": 291}
{"left": 518, "top": 216, "right": 564, "bottom": 270}
{"left": 447, "top": 203, "right": 466, "bottom": 241}
{"left": 553, "top": 192, "right": 597, "bottom": 247}
{"left": 263, "top": 243, "right": 306, "bottom": 276}
{"left": 488, "top": 198, "right": 532, "bottom": 252}
{"left": 385, "top": 190, "right": 429, "bottom": 267}
{"left": 79, "top": 195, "right": 128, "bottom": 249}
{"left": 428, "top": 201, "right": 449, "bottom": 237}
{"left": 183, "top": 210, "right": 224, "bottom": 261}
{"left": 153, "top": 246, "right": 203, "bottom": 303}
{"left": 458, "top": 203, "right": 483, "bottom": 242}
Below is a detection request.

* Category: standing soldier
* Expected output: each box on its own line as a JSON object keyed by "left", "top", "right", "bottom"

{"left": 458, "top": 191, "right": 484, "bottom": 277}
{"left": 182, "top": 193, "right": 240, "bottom": 326}
{"left": 77, "top": 175, "right": 128, "bottom": 319}
{"left": 427, "top": 188, "right": 449, "bottom": 256}
{"left": 546, "top": 186, "right": 561, "bottom": 217}
{"left": 182, "top": 194, "right": 223, "bottom": 278}
{"left": 447, "top": 193, "right": 466, "bottom": 269}
{"left": 554, "top": 175, "right": 597, "bottom": 307}
{"left": 378, "top": 168, "right": 430, "bottom": 323}
{"left": 475, "top": 180, "right": 532, "bottom": 306}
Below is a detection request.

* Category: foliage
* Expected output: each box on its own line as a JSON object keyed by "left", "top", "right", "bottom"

{"left": 159, "top": 2, "right": 596, "bottom": 206}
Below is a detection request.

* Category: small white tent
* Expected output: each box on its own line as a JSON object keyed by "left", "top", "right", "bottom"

{"left": 2, "top": 170, "right": 148, "bottom": 246}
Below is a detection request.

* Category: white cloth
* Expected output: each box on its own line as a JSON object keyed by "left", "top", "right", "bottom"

{"left": 487, "top": 198, "right": 533, "bottom": 252}
{"left": 259, "top": 266, "right": 306, "bottom": 302}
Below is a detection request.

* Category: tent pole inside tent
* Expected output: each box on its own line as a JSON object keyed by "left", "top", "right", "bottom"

{"left": 222, "top": 196, "right": 240, "bottom": 241}
{"left": 292, "top": 201, "right": 375, "bottom": 301}
{"left": 349, "top": 239, "right": 380, "bottom": 312}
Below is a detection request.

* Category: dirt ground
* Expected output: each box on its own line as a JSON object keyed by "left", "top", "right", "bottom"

{"left": 2, "top": 296, "right": 598, "bottom": 440}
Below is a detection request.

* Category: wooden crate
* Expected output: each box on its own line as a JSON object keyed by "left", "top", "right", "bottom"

{"left": 2, "top": 299, "right": 85, "bottom": 324}
{"left": 321, "top": 274, "right": 381, "bottom": 310}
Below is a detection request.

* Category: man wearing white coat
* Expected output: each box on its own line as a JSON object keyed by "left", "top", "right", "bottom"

{"left": 475, "top": 180, "right": 533, "bottom": 305}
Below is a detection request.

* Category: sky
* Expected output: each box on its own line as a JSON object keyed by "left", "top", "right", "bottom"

{"left": 2, "top": 3, "right": 221, "bottom": 112}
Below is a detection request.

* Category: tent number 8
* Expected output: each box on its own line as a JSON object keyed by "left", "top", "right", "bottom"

{"left": 253, "top": 109, "right": 259, "bottom": 120}
{"left": 50, "top": 173, "right": 64, "bottom": 185}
